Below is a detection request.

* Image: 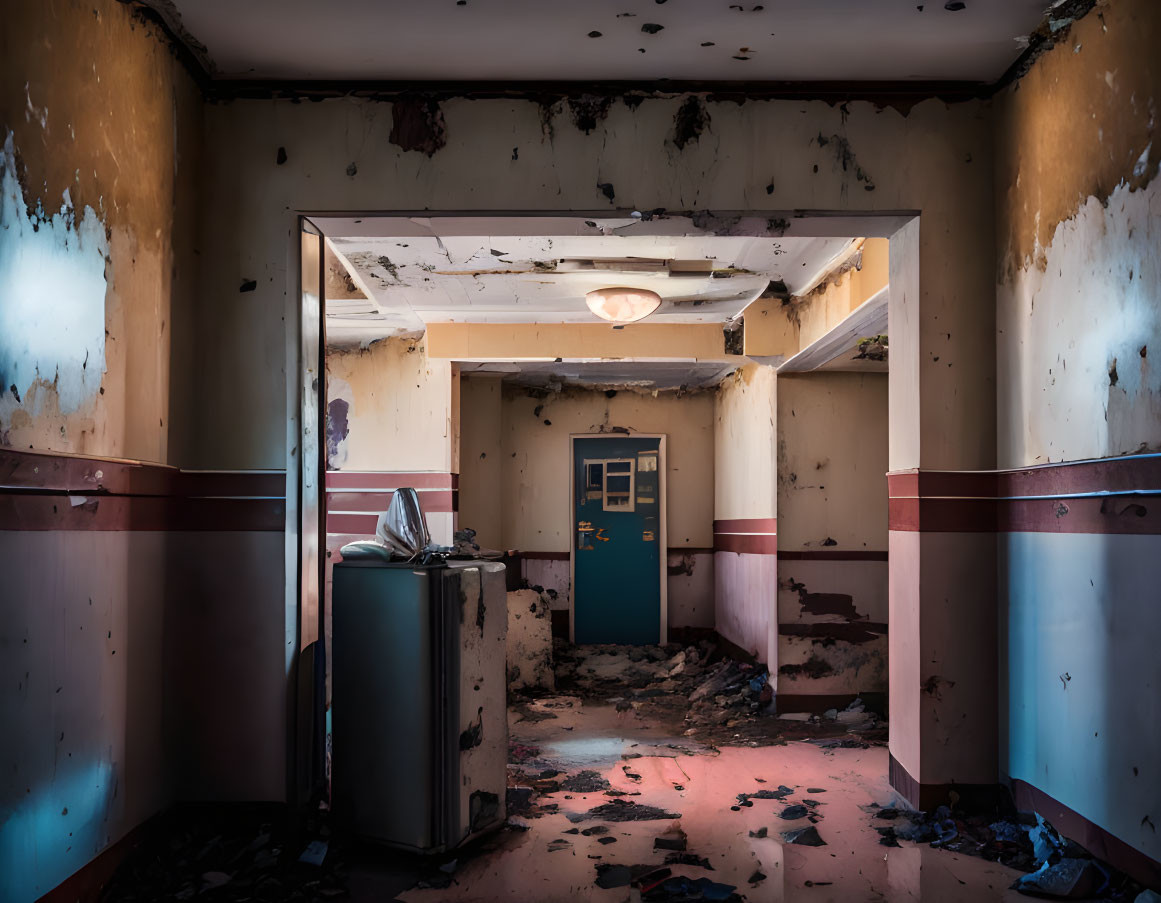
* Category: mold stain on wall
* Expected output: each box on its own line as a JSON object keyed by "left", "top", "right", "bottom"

{"left": 0, "top": 131, "right": 108, "bottom": 445}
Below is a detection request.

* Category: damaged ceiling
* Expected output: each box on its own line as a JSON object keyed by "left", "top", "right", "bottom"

{"left": 320, "top": 216, "right": 853, "bottom": 344}
{"left": 460, "top": 360, "right": 738, "bottom": 392}
{"left": 154, "top": 0, "right": 1054, "bottom": 84}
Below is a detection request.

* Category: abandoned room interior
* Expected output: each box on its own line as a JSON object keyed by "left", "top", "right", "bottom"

{"left": 2, "top": 0, "right": 1160, "bottom": 901}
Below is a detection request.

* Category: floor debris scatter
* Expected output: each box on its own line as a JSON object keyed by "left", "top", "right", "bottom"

{"left": 865, "top": 802, "right": 1146, "bottom": 900}
{"left": 99, "top": 641, "right": 1146, "bottom": 902}
{"left": 552, "top": 640, "right": 886, "bottom": 747}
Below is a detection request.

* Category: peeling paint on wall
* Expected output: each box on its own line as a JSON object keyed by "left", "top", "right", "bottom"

{"left": 997, "top": 178, "right": 1161, "bottom": 464}
{"left": 0, "top": 131, "right": 108, "bottom": 436}
{"left": 389, "top": 95, "right": 447, "bottom": 156}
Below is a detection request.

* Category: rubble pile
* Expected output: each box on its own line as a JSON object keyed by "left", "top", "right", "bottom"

{"left": 868, "top": 803, "right": 1146, "bottom": 901}
{"left": 550, "top": 639, "right": 886, "bottom": 747}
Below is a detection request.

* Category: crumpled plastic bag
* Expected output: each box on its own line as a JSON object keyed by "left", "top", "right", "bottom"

{"left": 340, "top": 487, "right": 440, "bottom": 562}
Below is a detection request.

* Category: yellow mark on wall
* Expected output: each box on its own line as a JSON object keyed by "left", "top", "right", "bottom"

{"left": 595, "top": 528, "right": 610, "bottom": 542}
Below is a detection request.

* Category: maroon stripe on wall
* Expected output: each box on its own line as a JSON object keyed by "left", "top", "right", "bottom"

{"left": 713, "top": 517, "right": 777, "bottom": 534}
{"left": 326, "top": 489, "right": 458, "bottom": 514}
{"left": 778, "top": 550, "right": 888, "bottom": 561}
{"left": 888, "top": 457, "right": 1161, "bottom": 534}
{"left": 891, "top": 455, "right": 1161, "bottom": 500}
{"left": 1011, "top": 779, "right": 1161, "bottom": 891}
{"left": 0, "top": 448, "right": 285, "bottom": 532}
{"left": 714, "top": 534, "right": 778, "bottom": 555}
{"left": 325, "top": 471, "right": 457, "bottom": 490}
{"left": 506, "top": 549, "right": 714, "bottom": 561}
{"left": 0, "top": 447, "right": 285, "bottom": 498}
{"left": 713, "top": 517, "right": 777, "bottom": 554}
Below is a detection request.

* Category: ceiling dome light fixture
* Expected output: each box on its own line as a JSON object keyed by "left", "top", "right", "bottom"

{"left": 585, "top": 287, "right": 662, "bottom": 324}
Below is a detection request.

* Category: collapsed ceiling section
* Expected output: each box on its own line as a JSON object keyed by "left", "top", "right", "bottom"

{"left": 321, "top": 215, "right": 854, "bottom": 345}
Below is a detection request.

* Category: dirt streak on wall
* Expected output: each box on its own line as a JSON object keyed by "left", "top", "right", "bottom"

{"left": 775, "top": 372, "right": 888, "bottom": 697}
{"left": 325, "top": 337, "right": 455, "bottom": 473}
{"left": 996, "top": 0, "right": 1160, "bottom": 279}
{"left": 993, "top": 0, "right": 1161, "bottom": 874}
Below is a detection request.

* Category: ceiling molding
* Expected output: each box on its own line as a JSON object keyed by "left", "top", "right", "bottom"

{"left": 778, "top": 286, "right": 888, "bottom": 374}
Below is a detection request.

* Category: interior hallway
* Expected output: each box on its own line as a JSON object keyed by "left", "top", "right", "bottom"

{"left": 4, "top": 0, "right": 1161, "bottom": 901}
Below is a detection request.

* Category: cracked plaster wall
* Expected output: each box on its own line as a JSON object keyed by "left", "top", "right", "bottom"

{"left": 0, "top": 1, "right": 203, "bottom": 899}
{"left": 714, "top": 364, "right": 778, "bottom": 665}
{"left": 775, "top": 372, "right": 889, "bottom": 698}
{"left": 325, "top": 337, "right": 455, "bottom": 473}
{"left": 994, "top": 0, "right": 1161, "bottom": 867}
{"left": 193, "top": 90, "right": 995, "bottom": 474}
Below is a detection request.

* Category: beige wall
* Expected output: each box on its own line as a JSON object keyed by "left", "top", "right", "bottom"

{"left": 991, "top": 0, "right": 1161, "bottom": 872}
{"left": 0, "top": 0, "right": 201, "bottom": 465}
{"left": 326, "top": 337, "right": 455, "bottom": 472}
{"left": 190, "top": 91, "right": 994, "bottom": 472}
{"left": 492, "top": 383, "right": 714, "bottom": 552}
{"left": 714, "top": 365, "right": 777, "bottom": 521}
{"left": 995, "top": 0, "right": 1161, "bottom": 466}
{"left": 776, "top": 373, "right": 888, "bottom": 552}
{"left": 744, "top": 238, "right": 890, "bottom": 358}
{"left": 713, "top": 364, "right": 778, "bottom": 665}
{"left": 0, "top": 1, "right": 205, "bottom": 897}
{"left": 458, "top": 374, "right": 504, "bottom": 549}
{"left": 776, "top": 372, "right": 889, "bottom": 698}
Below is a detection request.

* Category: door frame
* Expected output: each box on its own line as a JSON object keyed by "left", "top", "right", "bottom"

{"left": 568, "top": 432, "right": 668, "bottom": 645}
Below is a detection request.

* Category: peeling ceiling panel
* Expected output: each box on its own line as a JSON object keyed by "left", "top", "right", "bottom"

{"left": 164, "top": 0, "right": 1052, "bottom": 83}
{"left": 324, "top": 220, "right": 853, "bottom": 342}
{"left": 461, "top": 360, "right": 738, "bottom": 391}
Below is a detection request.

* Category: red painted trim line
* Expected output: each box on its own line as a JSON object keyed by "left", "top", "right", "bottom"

{"left": 1011, "top": 779, "right": 1161, "bottom": 891}
{"left": 714, "top": 534, "right": 778, "bottom": 555}
{"left": 1, "top": 494, "right": 285, "bottom": 532}
{"left": 324, "top": 471, "right": 457, "bottom": 490}
{"left": 890, "top": 454, "right": 1161, "bottom": 500}
{"left": 496, "top": 549, "right": 715, "bottom": 561}
{"left": 888, "top": 458, "right": 1161, "bottom": 534}
{"left": 713, "top": 517, "right": 777, "bottom": 534}
{"left": 0, "top": 447, "right": 285, "bottom": 497}
{"left": 889, "top": 496, "right": 1161, "bottom": 534}
{"left": 713, "top": 517, "right": 777, "bottom": 554}
{"left": 0, "top": 449, "right": 285, "bottom": 531}
{"left": 326, "top": 489, "right": 458, "bottom": 514}
{"left": 777, "top": 550, "right": 888, "bottom": 561}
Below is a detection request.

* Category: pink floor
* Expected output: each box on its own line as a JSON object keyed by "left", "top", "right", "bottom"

{"left": 402, "top": 698, "right": 1028, "bottom": 902}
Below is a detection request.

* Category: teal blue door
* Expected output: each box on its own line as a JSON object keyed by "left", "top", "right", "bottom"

{"left": 573, "top": 436, "right": 662, "bottom": 644}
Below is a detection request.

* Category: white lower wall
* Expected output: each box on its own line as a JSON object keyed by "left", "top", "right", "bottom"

{"left": 0, "top": 532, "right": 167, "bottom": 902}
{"left": 713, "top": 551, "right": 776, "bottom": 665}
{"left": 1001, "top": 530, "right": 1161, "bottom": 864}
{"left": 0, "top": 528, "right": 287, "bottom": 903}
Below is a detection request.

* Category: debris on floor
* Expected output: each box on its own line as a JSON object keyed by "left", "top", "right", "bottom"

{"left": 550, "top": 639, "right": 886, "bottom": 747}
{"left": 566, "top": 800, "right": 682, "bottom": 823}
{"left": 782, "top": 825, "right": 827, "bottom": 846}
{"left": 865, "top": 802, "right": 1145, "bottom": 900}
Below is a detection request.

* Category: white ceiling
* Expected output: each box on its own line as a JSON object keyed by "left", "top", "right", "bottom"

{"left": 164, "top": 0, "right": 1052, "bottom": 83}
{"left": 321, "top": 216, "right": 854, "bottom": 344}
